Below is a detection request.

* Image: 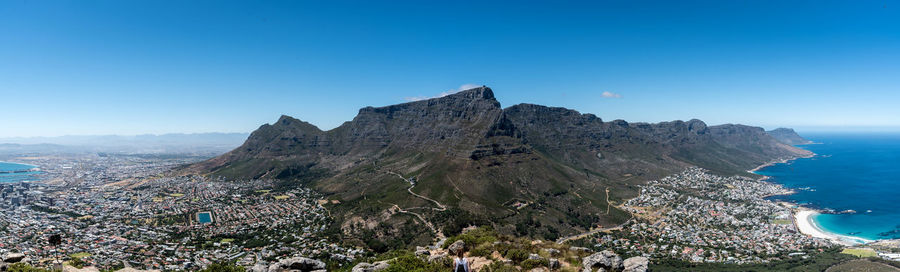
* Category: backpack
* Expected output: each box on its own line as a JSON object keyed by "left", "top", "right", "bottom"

{"left": 454, "top": 257, "right": 467, "bottom": 272}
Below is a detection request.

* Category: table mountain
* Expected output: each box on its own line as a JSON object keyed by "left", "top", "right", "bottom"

{"left": 180, "top": 86, "right": 811, "bottom": 247}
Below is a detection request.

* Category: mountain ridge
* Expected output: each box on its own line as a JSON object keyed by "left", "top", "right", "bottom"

{"left": 180, "top": 86, "right": 812, "bottom": 247}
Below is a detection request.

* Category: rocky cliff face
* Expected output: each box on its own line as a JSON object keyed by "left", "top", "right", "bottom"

{"left": 767, "top": 128, "right": 814, "bottom": 145}
{"left": 182, "top": 86, "right": 811, "bottom": 243}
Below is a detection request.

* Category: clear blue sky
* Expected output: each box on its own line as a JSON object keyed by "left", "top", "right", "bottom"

{"left": 2, "top": 0, "right": 898, "bottom": 137}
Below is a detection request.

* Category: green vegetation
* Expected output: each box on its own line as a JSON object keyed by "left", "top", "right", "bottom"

{"left": 442, "top": 226, "right": 498, "bottom": 251}
{"left": 827, "top": 259, "right": 900, "bottom": 272}
{"left": 382, "top": 255, "right": 445, "bottom": 272}
{"left": 67, "top": 256, "right": 86, "bottom": 269}
{"left": 5, "top": 263, "right": 50, "bottom": 272}
{"left": 70, "top": 252, "right": 92, "bottom": 258}
{"left": 841, "top": 248, "right": 877, "bottom": 258}
{"left": 772, "top": 219, "right": 793, "bottom": 225}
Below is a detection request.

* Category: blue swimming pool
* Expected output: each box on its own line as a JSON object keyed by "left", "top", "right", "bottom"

{"left": 197, "top": 212, "right": 213, "bottom": 223}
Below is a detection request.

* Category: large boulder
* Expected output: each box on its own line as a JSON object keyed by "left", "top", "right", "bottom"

{"left": 63, "top": 266, "right": 100, "bottom": 272}
{"left": 582, "top": 250, "right": 622, "bottom": 271}
{"left": 266, "top": 257, "right": 326, "bottom": 272}
{"left": 351, "top": 261, "right": 389, "bottom": 272}
{"left": 250, "top": 263, "right": 269, "bottom": 272}
{"left": 623, "top": 256, "right": 649, "bottom": 272}
{"left": 415, "top": 246, "right": 430, "bottom": 257}
{"left": 448, "top": 240, "right": 466, "bottom": 255}
{"left": 548, "top": 258, "right": 560, "bottom": 270}
{"left": 2, "top": 253, "right": 24, "bottom": 263}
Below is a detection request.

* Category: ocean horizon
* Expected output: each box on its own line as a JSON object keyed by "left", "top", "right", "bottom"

{"left": 758, "top": 133, "right": 900, "bottom": 242}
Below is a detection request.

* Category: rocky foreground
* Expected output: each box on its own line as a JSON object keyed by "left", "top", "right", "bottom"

{"left": 2, "top": 226, "right": 648, "bottom": 272}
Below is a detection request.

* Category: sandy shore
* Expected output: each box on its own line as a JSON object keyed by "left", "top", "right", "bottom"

{"left": 793, "top": 208, "right": 872, "bottom": 246}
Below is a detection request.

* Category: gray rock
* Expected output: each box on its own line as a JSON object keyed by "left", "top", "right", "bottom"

{"left": 548, "top": 258, "right": 560, "bottom": 269}
{"left": 542, "top": 248, "right": 560, "bottom": 256}
{"left": 528, "top": 253, "right": 542, "bottom": 260}
{"left": 427, "top": 252, "right": 447, "bottom": 263}
{"left": 623, "top": 256, "right": 649, "bottom": 272}
{"left": 352, "top": 261, "right": 390, "bottom": 272}
{"left": 266, "top": 257, "right": 326, "bottom": 272}
{"left": 569, "top": 246, "right": 591, "bottom": 252}
{"left": 582, "top": 250, "right": 622, "bottom": 271}
{"left": 250, "top": 263, "right": 269, "bottom": 272}
{"left": 372, "top": 261, "right": 389, "bottom": 271}
{"left": 448, "top": 240, "right": 465, "bottom": 255}
{"left": 351, "top": 262, "right": 373, "bottom": 272}
{"left": 2, "top": 253, "right": 24, "bottom": 263}
{"left": 415, "top": 246, "right": 430, "bottom": 256}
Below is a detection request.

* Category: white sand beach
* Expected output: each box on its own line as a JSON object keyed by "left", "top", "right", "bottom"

{"left": 794, "top": 209, "right": 873, "bottom": 246}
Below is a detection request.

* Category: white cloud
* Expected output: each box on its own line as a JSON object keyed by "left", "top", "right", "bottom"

{"left": 601, "top": 91, "right": 623, "bottom": 98}
{"left": 403, "top": 84, "right": 482, "bottom": 102}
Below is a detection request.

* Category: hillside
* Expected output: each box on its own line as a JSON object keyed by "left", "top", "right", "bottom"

{"left": 767, "top": 127, "right": 814, "bottom": 145}
{"left": 181, "top": 86, "right": 811, "bottom": 247}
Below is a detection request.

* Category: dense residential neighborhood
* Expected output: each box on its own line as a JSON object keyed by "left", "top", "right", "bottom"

{"left": 0, "top": 155, "right": 359, "bottom": 271}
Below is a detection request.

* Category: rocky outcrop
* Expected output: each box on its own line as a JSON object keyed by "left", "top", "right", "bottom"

{"left": 2, "top": 253, "right": 24, "bottom": 263}
{"left": 266, "top": 257, "right": 326, "bottom": 272}
{"left": 448, "top": 240, "right": 466, "bottom": 255}
{"left": 623, "top": 256, "right": 649, "bottom": 272}
{"left": 582, "top": 250, "right": 622, "bottom": 271}
{"left": 548, "top": 258, "right": 560, "bottom": 269}
{"left": 767, "top": 128, "right": 813, "bottom": 145}
{"left": 350, "top": 261, "right": 389, "bottom": 272}
{"left": 414, "top": 246, "right": 430, "bottom": 257}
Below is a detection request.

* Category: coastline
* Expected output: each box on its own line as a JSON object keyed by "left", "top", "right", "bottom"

{"left": 792, "top": 208, "right": 873, "bottom": 246}
{"left": 752, "top": 155, "right": 875, "bottom": 246}
{"left": 748, "top": 153, "right": 815, "bottom": 175}
{"left": 0, "top": 160, "right": 40, "bottom": 169}
{"left": 0, "top": 161, "right": 43, "bottom": 183}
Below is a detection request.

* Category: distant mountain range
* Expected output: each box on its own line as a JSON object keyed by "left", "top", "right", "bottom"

{"left": 767, "top": 128, "right": 814, "bottom": 145}
{"left": 181, "top": 87, "right": 811, "bottom": 246}
{"left": 0, "top": 133, "right": 249, "bottom": 155}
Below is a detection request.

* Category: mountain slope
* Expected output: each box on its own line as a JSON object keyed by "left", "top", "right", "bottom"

{"left": 767, "top": 127, "right": 814, "bottom": 145}
{"left": 181, "top": 87, "right": 811, "bottom": 245}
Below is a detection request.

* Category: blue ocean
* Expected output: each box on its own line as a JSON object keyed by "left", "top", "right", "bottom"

{"left": 758, "top": 133, "right": 900, "bottom": 241}
{"left": 0, "top": 161, "right": 43, "bottom": 183}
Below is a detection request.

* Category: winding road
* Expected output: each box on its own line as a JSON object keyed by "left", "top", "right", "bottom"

{"left": 381, "top": 169, "right": 448, "bottom": 239}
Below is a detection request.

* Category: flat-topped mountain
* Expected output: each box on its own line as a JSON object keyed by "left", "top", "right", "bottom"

{"left": 767, "top": 127, "right": 814, "bottom": 145}
{"left": 182, "top": 86, "right": 811, "bottom": 248}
